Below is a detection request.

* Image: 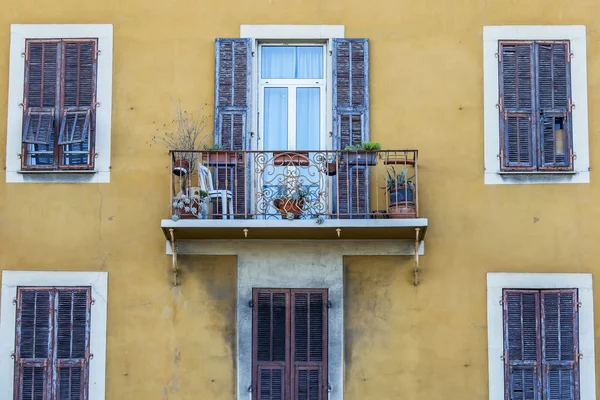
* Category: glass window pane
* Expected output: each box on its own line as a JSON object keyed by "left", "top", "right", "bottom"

{"left": 264, "top": 87, "right": 288, "bottom": 150}
{"left": 296, "top": 88, "right": 320, "bottom": 150}
{"left": 261, "top": 46, "right": 323, "bottom": 79}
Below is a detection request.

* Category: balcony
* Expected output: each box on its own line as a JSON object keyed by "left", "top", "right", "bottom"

{"left": 161, "top": 149, "right": 428, "bottom": 242}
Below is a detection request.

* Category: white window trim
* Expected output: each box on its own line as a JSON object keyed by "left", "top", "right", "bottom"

{"left": 240, "top": 25, "right": 344, "bottom": 153}
{"left": 6, "top": 24, "right": 113, "bottom": 183}
{"left": 487, "top": 273, "right": 596, "bottom": 400}
{"left": 0, "top": 271, "right": 108, "bottom": 400}
{"left": 483, "top": 25, "right": 590, "bottom": 185}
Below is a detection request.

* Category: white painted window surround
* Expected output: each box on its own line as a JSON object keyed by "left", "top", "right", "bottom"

{"left": 0, "top": 271, "right": 108, "bottom": 400}
{"left": 6, "top": 24, "right": 113, "bottom": 183}
{"left": 483, "top": 26, "right": 590, "bottom": 185}
{"left": 487, "top": 273, "right": 596, "bottom": 400}
{"left": 240, "top": 25, "right": 344, "bottom": 152}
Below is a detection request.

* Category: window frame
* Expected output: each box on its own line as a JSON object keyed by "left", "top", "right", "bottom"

{"left": 487, "top": 273, "right": 596, "bottom": 400}
{"left": 6, "top": 24, "right": 113, "bottom": 183}
{"left": 257, "top": 43, "right": 328, "bottom": 151}
{"left": 21, "top": 39, "right": 98, "bottom": 171}
{"left": 0, "top": 271, "right": 108, "bottom": 400}
{"left": 483, "top": 25, "right": 589, "bottom": 185}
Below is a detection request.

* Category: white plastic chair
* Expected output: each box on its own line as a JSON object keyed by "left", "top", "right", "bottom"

{"left": 198, "top": 164, "right": 234, "bottom": 219}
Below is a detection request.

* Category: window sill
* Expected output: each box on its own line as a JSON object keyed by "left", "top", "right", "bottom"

{"left": 498, "top": 171, "right": 578, "bottom": 176}
{"left": 17, "top": 169, "right": 97, "bottom": 174}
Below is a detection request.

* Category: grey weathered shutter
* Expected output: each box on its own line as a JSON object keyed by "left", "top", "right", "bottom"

{"left": 214, "top": 38, "right": 251, "bottom": 216}
{"left": 292, "top": 290, "right": 327, "bottom": 400}
{"left": 503, "top": 290, "right": 541, "bottom": 400}
{"left": 22, "top": 41, "right": 60, "bottom": 168}
{"left": 56, "top": 289, "right": 91, "bottom": 400}
{"left": 499, "top": 42, "right": 536, "bottom": 170}
{"left": 58, "top": 40, "right": 97, "bottom": 168}
{"left": 332, "top": 39, "right": 369, "bottom": 217}
{"left": 253, "top": 290, "right": 289, "bottom": 400}
{"left": 15, "top": 289, "right": 53, "bottom": 400}
{"left": 537, "top": 42, "right": 572, "bottom": 170}
{"left": 541, "top": 290, "right": 579, "bottom": 400}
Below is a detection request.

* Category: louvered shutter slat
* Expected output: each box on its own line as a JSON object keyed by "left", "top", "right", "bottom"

{"left": 58, "top": 364, "right": 83, "bottom": 400}
{"left": 500, "top": 43, "right": 535, "bottom": 169}
{"left": 333, "top": 39, "right": 369, "bottom": 217}
{"left": 20, "top": 365, "right": 46, "bottom": 400}
{"left": 541, "top": 290, "right": 579, "bottom": 400}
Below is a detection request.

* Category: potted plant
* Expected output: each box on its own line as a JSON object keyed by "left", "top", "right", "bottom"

{"left": 273, "top": 151, "right": 310, "bottom": 167}
{"left": 273, "top": 186, "right": 309, "bottom": 219}
{"left": 343, "top": 141, "right": 381, "bottom": 166}
{"left": 171, "top": 190, "right": 209, "bottom": 220}
{"left": 325, "top": 153, "right": 338, "bottom": 176}
{"left": 386, "top": 166, "right": 416, "bottom": 219}
{"left": 151, "top": 102, "right": 210, "bottom": 177}
{"left": 202, "top": 144, "right": 244, "bottom": 166}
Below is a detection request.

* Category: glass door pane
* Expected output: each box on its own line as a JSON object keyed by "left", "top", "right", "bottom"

{"left": 263, "top": 88, "right": 288, "bottom": 151}
{"left": 296, "top": 88, "right": 320, "bottom": 150}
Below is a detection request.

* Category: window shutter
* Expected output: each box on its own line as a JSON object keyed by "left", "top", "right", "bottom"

{"left": 15, "top": 289, "right": 53, "bottom": 400}
{"left": 541, "top": 290, "right": 579, "bottom": 400}
{"left": 214, "top": 38, "right": 251, "bottom": 216}
{"left": 499, "top": 42, "right": 536, "bottom": 170}
{"left": 253, "top": 290, "right": 289, "bottom": 400}
{"left": 537, "top": 42, "right": 572, "bottom": 170}
{"left": 22, "top": 41, "right": 59, "bottom": 147}
{"left": 332, "top": 39, "right": 370, "bottom": 217}
{"left": 503, "top": 290, "right": 541, "bottom": 400}
{"left": 291, "top": 290, "right": 327, "bottom": 400}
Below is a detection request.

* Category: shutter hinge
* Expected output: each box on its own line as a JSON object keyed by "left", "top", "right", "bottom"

{"left": 10, "top": 352, "right": 15, "bottom": 359}
{"left": 248, "top": 300, "right": 253, "bottom": 308}
{"left": 498, "top": 299, "right": 503, "bottom": 306}
{"left": 94, "top": 49, "right": 101, "bottom": 60}
{"left": 12, "top": 298, "right": 17, "bottom": 305}
{"left": 497, "top": 97, "right": 503, "bottom": 112}
{"left": 568, "top": 98, "right": 575, "bottom": 113}
{"left": 575, "top": 348, "right": 583, "bottom": 360}
{"left": 248, "top": 384, "right": 253, "bottom": 392}
{"left": 568, "top": 52, "right": 574, "bottom": 63}
{"left": 576, "top": 301, "right": 582, "bottom": 308}
{"left": 496, "top": 51, "right": 501, "bottom": 62}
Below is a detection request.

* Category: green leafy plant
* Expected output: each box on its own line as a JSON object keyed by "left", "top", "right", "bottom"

{"left": 386, "top": 166, "right": 414, "bottom": 191}
{"left": 203, "top": 143, "right": 226, "bottom": 151}
{"left": 344, "top": 141, "right": 382, "bottom": 151}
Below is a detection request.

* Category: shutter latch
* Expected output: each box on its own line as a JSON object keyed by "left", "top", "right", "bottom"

{"left": 248, "top": 384, "right": 253, "bottom": 392}
{"left": 248, "top": 300, "right": 253, "bottom": 308}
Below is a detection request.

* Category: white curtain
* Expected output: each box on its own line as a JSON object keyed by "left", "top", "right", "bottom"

{"left": 261, "top": 46, "right": 323, "bottom": 79}
{"left": 296, "top": 88, "right": 320, "bottom": 150}
{"left": 263, "top": 88, "right": 288, "bottom": 151}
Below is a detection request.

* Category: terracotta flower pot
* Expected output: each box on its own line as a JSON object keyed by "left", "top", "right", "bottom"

{"left": 273, "top": 152, "right": 310, "bottom": 167}
{"left": 174, "top": 198, "right": 207, "bottom": 219}
{"left": 202, "top": 151, "right": 243, "bottom": 167}
{"left": 326, "top": 162, "right": 337, "bottom": 176}
{"left": 344, "top": 152, "right": 377, "bottom": 166}
{"left": 388, "top": 202, "right": 417, "bottom": 219}
{"left": 273, "top": 198, "right": 305, "bottom": 219}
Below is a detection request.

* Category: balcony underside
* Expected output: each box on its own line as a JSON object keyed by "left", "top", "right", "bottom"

{"left": 161, "top": 218, "right": 428, "bottom": 241}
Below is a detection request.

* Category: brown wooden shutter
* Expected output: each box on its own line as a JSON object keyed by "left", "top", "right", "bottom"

{"left": 55, "top": 289, "right": 91, "bottom": 400}
{"left": 213, "top": 38, "right": 251, "bottom": 217}
{"left": 332, "top": 39, "right": 370, "bottom": 217}
{"left": 253, "top": 290, "right": 289, "bottom": 400}
{"left": 537, "top": 42, "right": 573, "bottom": 170}
{"left": 14, "top": 288, "right": 91, "bottom": 400}
{"left": 541, "top": 290, "right": 579, "bottom": 400}
{"left": 58, "top": 40, "right": 97, "bottom": 168}
{"left": 499, "top": 42, "right": 536, "bottom": 170}
{"left": 22, "top": 41, "right": 60, "bottom": 168}
{"left": 15, "top": 289, "right": 54, "bottom": 400}
{"left": 291, "top": 290, "right": 327, "bottom": 400}
{"left": 503, "top": 290, "right": 541, "bottom": 400}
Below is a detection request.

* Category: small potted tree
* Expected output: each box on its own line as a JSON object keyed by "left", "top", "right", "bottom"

{"left": 273, "top": 186, "right": 309, "bottom": 219}
{"left": 386, "top": 166, "right": 416, "bottom": 218}
{"left": 343, "top": 141, "right": 381, "bottom": 166}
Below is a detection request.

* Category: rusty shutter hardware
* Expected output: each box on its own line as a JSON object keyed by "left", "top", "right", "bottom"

{"left": 213, "top": 38, "right": 252, "bottom": 218}
{"left": 498, "top": 41, "right": 573, "bottom": 172}
{"left": 21, "top": 39, "right": 98, "bottom": 170}
{"left": 252, "top": 289, "right": 328, "bottom": 400}
{"left": 14, "top": 287, "right": 92, "bottom": 400}
{"left": 332, "top": 39, "right": 370, "bottom": 218}
{"left": 503, "top": 289, "right": 580, "bottom": 400}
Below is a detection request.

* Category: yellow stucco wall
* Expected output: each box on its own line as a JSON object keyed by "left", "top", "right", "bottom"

{"left": 1, "top": 0, "right": 600, "bottom": 398}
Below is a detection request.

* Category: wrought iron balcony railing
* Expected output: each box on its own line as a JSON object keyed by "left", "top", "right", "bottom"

{"left": 169, "top": 149, "right": 419, "bottom": 220}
